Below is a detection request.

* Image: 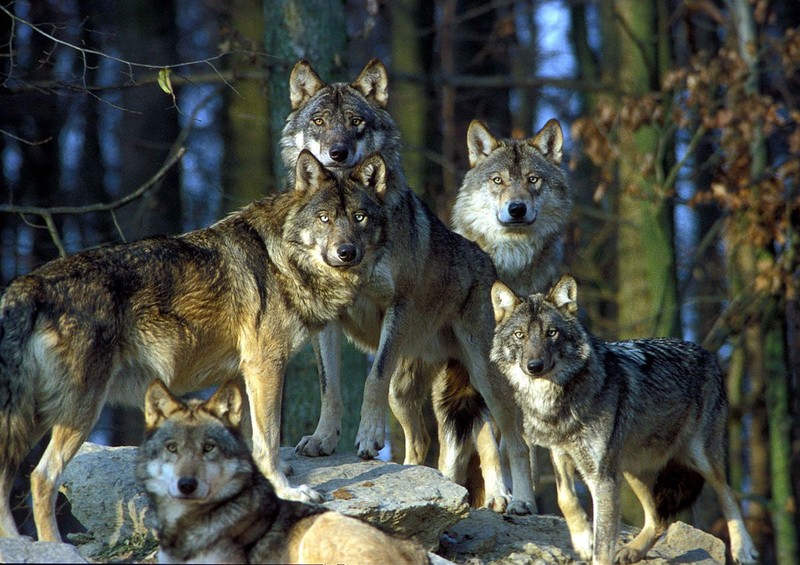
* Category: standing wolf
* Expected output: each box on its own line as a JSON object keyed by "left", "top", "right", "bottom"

{"left": 451, "top": 119, "right": 571, "bottom": 296}
{"left": 0, "top": 151, "right": 388, "bottom": 542}
{"left": 282, "top": 59, "right": 536, "bottom": 515}
{"left": 490, "top": 275, "right": 759, "bottom": 565}
{"left": 137, "top": 378, "right": 429, "bottom": 564}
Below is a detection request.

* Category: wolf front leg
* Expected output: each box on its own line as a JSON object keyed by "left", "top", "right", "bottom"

{"left": 241, "top": 349, "right": 322, "bottom": 503}
{"left": 551, "top": 448, "right": 593, "bottom": 561}
{"left": 295, "top": 323, "right": 343, "bottom": 456}
{"left": 586, "top": 470, "right": 621, "bottom": 565}
{"left": 355, "top": 305, "right": 406, "bottom": 459}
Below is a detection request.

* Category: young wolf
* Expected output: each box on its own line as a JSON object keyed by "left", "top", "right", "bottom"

{"left": 0, "top": 151, "right": 388, "bottom": 542}
{"left": 451, "top": 119, "right": 571, "bottom": 296}
{"left": 137, "top": 379, "right": 429, "bottom": 564}
{"left": 490, "top": 276, "right": 759, "bottom": 565}
{"left": 282, "top": 59, "right": 536, "bottom": 515}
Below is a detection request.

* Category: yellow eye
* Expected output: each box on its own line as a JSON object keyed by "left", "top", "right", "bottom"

{"left": 354, "top": 212, "right": 366, "bottom": 222}
{"left": 547, "top": 328, "right": 558, "bottom": 338}
{"left": 319, "top": 213, "right": 329, "bottom": 223}
{"left": 528, "top": 175, "right": 540, "bottom": 184}
{"left": 351, "top": 117, "right": 363, "bottom": 126}
{"left": 165, "top": 441, "right": 178, "bottom": 453}
{"left": 513, "top": 330, "right": 524, "bottom": 339}
{"left": 312, "top": 117, "right": 324, "bottom": 126}
{"left": 492, "top": 176, "right": 503, "bottom": 185}
{"left": 203, "top": 442, "right": 216, "bottom": 454}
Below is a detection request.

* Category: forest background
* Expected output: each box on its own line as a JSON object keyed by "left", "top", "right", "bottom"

{"left": 0, "top": 0, "right": 798, "bottom": 563}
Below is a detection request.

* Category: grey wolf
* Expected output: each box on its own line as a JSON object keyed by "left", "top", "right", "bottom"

{"left": 451, "top": 118, "right": 571, "bottom": 296}
{"left": 0, "top": 150, "right": 388, "bottom": 542}
{"left": 137, "top": 378, "right": 429, "bottom": 564}
{"left": 282, "top": 59, "right": 537, "bottom": 515}
{"left": 490, "top": 275, "right": 759, "bottom": 564}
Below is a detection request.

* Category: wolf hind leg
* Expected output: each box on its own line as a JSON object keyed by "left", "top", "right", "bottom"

{"left": 473, "top": 417, "right": 510, "bottom": 512}
{"left": 617, "top": 471, "right": 661, "bottom": 563}
{"left": 296, "top": 324, "right": 343, "bottom": 457}
{"left": 388, "top": 360, "right": 430, "bottom": 465}
{"left": 688, "top": 443, "right": 759, "bottom": 564}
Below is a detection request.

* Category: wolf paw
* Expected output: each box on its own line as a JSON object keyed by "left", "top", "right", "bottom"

{"left": 506, "top": 499, "right": 537, "bottom": 516}
{"left": 733, "top": 544, "right": 759, "bottom": 565}
{"left": 354, "top": 417, "right": 385, "bottom": 459}
{"left": 279, "top": 483, "right": 324, "bottom": 505}
{"left": 615, "top": 545, "right": 646, "bottom": 564}
{"left": 570, "top": 529, "right": 592, "bottom": 561}
{"left": 295, "top": 432, "right": 338, "bottom": 457}
{"left": 484, "top": 494, "right": 511, "bottom": 513}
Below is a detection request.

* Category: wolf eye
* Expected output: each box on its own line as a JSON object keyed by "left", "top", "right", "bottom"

{"left": 546, "top": 328, "right": 558, "bottom": 338}
{"left": 165, "top": 441, "right": 178, "bottom": 453}
{"left": 528, "top": 175, "right": 540, "bottom": 184}
{"left": 513, "top": 329, "right": 524, "bottom": 340}
{"left": 491, "top": 176, "right": 503, "bottom": 185}
{"left": 203, "top": 442, "right": 216, "bottom": 454}
{"left": 351, "top": 117, "right": 363, "bottom": 126}
{"left": 319, "top": 213, "right": 329, "bottom": 223}
{"left": 354, "top": 212, "right": 366, "bottom": 223}
{"left": 312, "top": 117, "right": 324, "bottom": 126}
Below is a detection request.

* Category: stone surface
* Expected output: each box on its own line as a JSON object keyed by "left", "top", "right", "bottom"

{"left": 0, "top": 537, "right": 87, "bottom": 563}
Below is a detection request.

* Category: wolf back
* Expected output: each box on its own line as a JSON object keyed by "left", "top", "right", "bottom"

{"left": 137, "top": 379, "right": 429, "bottom": 564}
{"left": 0, "top": 151, "right": 388, "bottom": 542}
{"left": 491, "top": 276, "right": 759, "bottom": 564}
{"left": 452, "top": 119, "right": 572, "bottom": 296}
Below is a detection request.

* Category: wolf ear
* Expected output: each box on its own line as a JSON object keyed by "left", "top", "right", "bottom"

{"left": 530, "top": 118, "right": 563, "bottom": 166}
{"left": 491, "top": 281, "right": 521, "bottom": 326}
{"left": 290, "top": 60, "right": 326, "bottom": 110}
{"left": 355, "top": 154, "right": 387, "bottom": 200}
{"left": 204, "top": 381, "right": 244, "bottom": 430}
{"left": 467, "top": 120, "right": 501, "bottom": 168}
{"left": 144, "top": 379, "right": 185, "bottom": 431}
{"left": 294, "top": 150, "right": 330, "bottom": 193}
{"left": 547, "top": 275, "right": 577, "bottom": 314}
{"left": 351, "top": 59, "right": 389, "bottom": 108}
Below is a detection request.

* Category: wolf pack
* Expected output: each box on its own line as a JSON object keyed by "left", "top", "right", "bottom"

{"left": 0, "top": 59, "right": 760, "bottom": 565}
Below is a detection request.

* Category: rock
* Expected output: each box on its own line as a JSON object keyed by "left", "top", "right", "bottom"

{"left": 0, "top": 537, "right": 87, "bottom": 563}
{"left": 60, "top": 443, "right": 469, "bottom": 558}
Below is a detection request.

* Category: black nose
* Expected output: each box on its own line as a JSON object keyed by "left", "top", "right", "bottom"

{"left": 329, "top": 144, "right": 349, "bottom": 163}
{"left": 526, "top": 359, "right": 544, "bottom": 375}
{"left": 178, "top": 477, "right": 198, "bottom": 495}
{"left": 336, "top": 243, "right": 357, "bottom": 263}
{"left": 508, "top": 201, "right": 528, "bottom": 220}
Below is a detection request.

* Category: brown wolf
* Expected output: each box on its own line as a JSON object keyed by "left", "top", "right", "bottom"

{"left": 0, "top": 151, "right": 388, "bottom": 541}
{"left": 137, "top": 378, "right": 429, "bottom": 564}
{"left": 282, "top": 59, "right": 536, "bottom": 515}
{"left": 491, "top": 275, "right": 759, "bottom": 564}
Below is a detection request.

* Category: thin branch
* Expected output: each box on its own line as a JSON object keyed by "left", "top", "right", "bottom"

{"left": 0, "top": 128, "right": 53, "bottom": 145}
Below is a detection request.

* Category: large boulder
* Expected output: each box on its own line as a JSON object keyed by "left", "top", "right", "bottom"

{"left": 0, "top": 537, "right": 87, "bottom": 563}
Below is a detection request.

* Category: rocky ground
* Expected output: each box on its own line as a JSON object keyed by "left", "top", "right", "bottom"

{"left": 0, "top": 444, "right": 727, "bottom": 564}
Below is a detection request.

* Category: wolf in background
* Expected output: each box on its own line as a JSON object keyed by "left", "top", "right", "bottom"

{"left": 282, "top": 59, "right": 537, "bottom": 515}
{"left": 451, "top": 118, "right": 571, "bottom": 297}
{"left": 137, "top": 378, "right": 429, "bottom": 564}
{"left": 0, "top": 151, "right": 388, "bottom": 541}
{"left": 491, "top": 275, "right": 759, "bottom": 565}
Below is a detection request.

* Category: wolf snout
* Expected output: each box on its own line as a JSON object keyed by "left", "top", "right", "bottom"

{"left": 326, "top": 242, "right": 363, "bottom": 267}
{"left": 508, "top": 201, "right": 528, "bottom": 220}
{"left": 329, "top": 143, "right": 350, "bottom": 163}
{"left": 525, "top": 359, "right": 545, "bottom": 376}
{"left": 500, "top": 200, "right": 537, "bottom": 225}
{"left": 177, "top": 476, "right": 199, "bottom": 495}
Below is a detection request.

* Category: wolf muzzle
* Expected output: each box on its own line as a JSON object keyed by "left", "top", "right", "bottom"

{"left": 498, "top": 200, "right": 538, "bottom": 226}
{"left": 325, "top": 242, "right": 363, "bottom": 268}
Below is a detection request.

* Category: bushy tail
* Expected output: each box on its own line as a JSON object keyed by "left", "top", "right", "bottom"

{"left": 653, "top": 459, "right": 705, "bottom": 522}
{"left": 0, "top": 288, "right": 39, "bottom": 469}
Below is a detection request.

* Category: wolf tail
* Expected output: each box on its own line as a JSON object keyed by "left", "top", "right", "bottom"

{"left": 653, "top": 459, "right": 705, "bottom": 522}
{"left": 0, "top": 286, "right": 39, "bottom": 471}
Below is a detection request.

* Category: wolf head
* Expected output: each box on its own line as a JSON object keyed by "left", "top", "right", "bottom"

{"left": 136, "top": 379, "right": 257, "bottom": 512}
{"left": 454, "top": 119, "right": 571, "bottom": 240}
{"left": 281, "top": 59, "right": 401, "bottom": 182}
{"left": 491, "top": 275, "right": 591, "bottom": 389}
{"left": 287, "top": 149, "right": 387, "bottom": 271}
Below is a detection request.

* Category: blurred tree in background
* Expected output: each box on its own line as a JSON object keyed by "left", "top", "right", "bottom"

{"left": 1, "top": 1, "right": 798, "bottom": 561}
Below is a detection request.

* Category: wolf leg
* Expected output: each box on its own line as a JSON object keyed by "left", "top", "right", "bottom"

{"left": 355, "top": 305, "right": 405, "bottom": 459}
{"left": 0, "top": 463, "right": 19, "bottom": 537}
{"left": 388, "top": 361, "right": 430, "bottom": 465}
{"left": 552, "top": 449, "right": 593, "bottom": 561}
{"left": 689, "top": 446, "right": 759, "bottom": 564}
{"left": 586, "top": 470, "right": 621, "bottom": 565}
{"left": 296, "top": 324, "right": 343, "bottom": 456}
{"left": 242, "top": 352, "right": 322, "bottom": 503}
{"left": 617, "top": 471, "right": 660, "bottom": 563}
{"left": 473, "top": 418, "right": 511, "bottom": 512}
